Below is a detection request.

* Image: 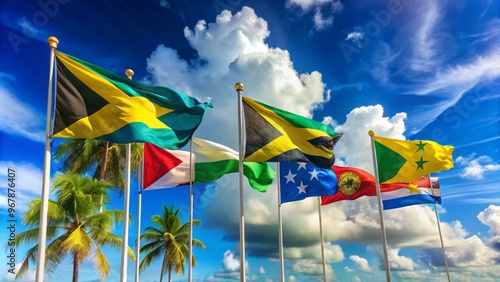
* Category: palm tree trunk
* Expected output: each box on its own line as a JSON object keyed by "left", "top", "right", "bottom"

{"left": 98, "top": 141, "right": 109, "bottom": 213}
{"left": 159, "top": 252, "right": 168, "bottom": 282}
{"left": 72, "top": 252, "right": 80, "bottom": 282}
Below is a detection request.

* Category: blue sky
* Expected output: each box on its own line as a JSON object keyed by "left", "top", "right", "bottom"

{"left": 1, "top": 0, "right": 499, "bottom": 281}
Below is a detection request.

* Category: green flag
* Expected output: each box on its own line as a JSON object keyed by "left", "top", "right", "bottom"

{"left": 193, "top": 138, "right": 276, "bottom": 192}
{"left": 54, "top": 51, "right": 213, "bottom": 149}
{"left": 243, "top": 96, "right": 342, "bottom": 168}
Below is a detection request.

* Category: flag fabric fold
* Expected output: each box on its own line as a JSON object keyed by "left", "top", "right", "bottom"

{"left": 280, "top": 162, "right": 337, "bottom": 204}
{"left": 143, "top": 143, "right": 192, "bottom": 190}
{"left": 381, "top": 177, "right": 441, "bottom": 210}
{"left": 373, "top": 136, "right": 454, "bottom": 184}
{"left": 53, "top": 51, "right": 213, "bottom": 149}
{"left": 242, "top": 96, "right": 342, "bottom": 169}
{"left": 320, "top": 165, "right": 376, "bottom": 205}
{"left": 193, "top": 138, "right": 276, "bottom": 192}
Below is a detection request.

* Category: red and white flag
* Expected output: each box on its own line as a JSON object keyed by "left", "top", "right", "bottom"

{"left": 143, "top": 143, "right": 193, "bottom": 190}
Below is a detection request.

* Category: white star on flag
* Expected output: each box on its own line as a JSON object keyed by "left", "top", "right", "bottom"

{"left": 284, "top": 170, "right": 296, "bottom": 184}
{"left": 297, "top": 181, "right": 308, "bottom": 194}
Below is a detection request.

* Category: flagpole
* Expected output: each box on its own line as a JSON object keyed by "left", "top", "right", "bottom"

{"left": 135, "top": 149, "right": 144, "bottom": 282}
{"left": 235, "top": 82, "right": 246, "bottom": 281}
{"left": 120, "top": 69, "right": 135, "bottom": 282}
{"left": 428, "top": 175, "right": 451, "bottom": 282}
{"left": 368, "top": 130, "right": 391, "bottom": 282}
{"left": 188, "top": 140, "right": 194, "bottom": 282}
{"left": 317, "top": 197, "right": 327, "bottom": 282}
{"left": 277, "top": 164, "right": 285, "bottom": 282}
{"left": 35, "top": 36, "right": 58, "bottom": 282}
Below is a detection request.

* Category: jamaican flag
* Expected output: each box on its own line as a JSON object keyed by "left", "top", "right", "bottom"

{"left": 53, "top": 51, "right": 213, "bottom": 149}
{"left": 242, "top": 96, "right": 342, "bottom": 168}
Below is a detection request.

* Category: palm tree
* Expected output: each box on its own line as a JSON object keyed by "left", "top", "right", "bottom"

{"left": 54, "top": 139, "right": 143, "bottom": 212}
{"left": 53, "top": 139, "right": 143, "bottom": 194}
{"left": 13, "top": 173, "right": 135, "bottom": 282}
{"left": 139, "top": 204, "right": 205, "bottom": 282}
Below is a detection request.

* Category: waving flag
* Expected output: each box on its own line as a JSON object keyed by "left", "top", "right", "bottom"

{"left": 193, "top": 138, "right": 276, "bottom": 192}
{"left": 381, "top": 177, "right": 441, "bottom": 210}
{"left": 243, "top": 96, "right": 342, "bottom": 168}
{"left": 54, "top": 51, "right": 213, "bottom": 149}
{"left": 320, "top": 165, "right": 376, "bottom": 205}
{"left": 143, "top": 143, "right": 192, "bottom": 190}
{"left": 373, "top": 136, "right": 453, "bottom": 184}
{"left": 280, "top": 162, "right": 337, "bottom": 204}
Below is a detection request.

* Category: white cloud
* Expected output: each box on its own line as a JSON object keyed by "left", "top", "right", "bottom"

{"left": 223, "top": 250, "right": 241, "bottom": 272}
{"left": 287, "top": 275, "right": 296, "bottom": 282}
{"left": 207, "top": 250, "right": 250, "bottom": 281}
{"left": 258, "top": 266, "right": 265, "bottom": 275}
{"left": 290, "top": 258, "right": 333, "bottom": 276}
{"left": 0, "top": 82, "right": 45, "bottom": 143}
{"left": 287, "top": 0, "right": 337, "bottom": 11}
{"left": 349, "top": 255, "right": 372, "bottom": 272}
{"left": 456, "top": 155, "right": 500, "bottom": 180}
{"left": 388, "top": 249, "right": 419, "bottom": 271}
{"left": 351, "top": 276, "right": 361, "bottom": 282}
{"left": 344, "top": 266, "right": 353, "bottom": 272}
{"left": 313, "top": 9, "right": 334, "bottom": 30}
{"left": 478, "top": 205, "right": 500, "bottom": 249}
{"left": 408, "top": 0, "right": 443, "bottom": 72}
{"left": 345, "top": 28, "right": 365, "bottom": 48}
{"left": 0, "top": 161, "right": 44, "bottom": 215}
{"left": 286, "top": 0, "right": 342, "bottom": 31}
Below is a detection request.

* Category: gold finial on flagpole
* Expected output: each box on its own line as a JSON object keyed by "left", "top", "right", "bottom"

{"left": 48, "top": 36, "right": 59, "bottom": 49}
{"left": 125, "top": 69, "right": 134, "bottom": 79}
{"left": 368, "top": 130, "right": 375, "bottom": 136}
{"left": 235, "top": 82, "right": 244, "bottom": 91}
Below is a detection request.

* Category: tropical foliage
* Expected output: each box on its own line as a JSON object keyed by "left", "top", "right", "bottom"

{"left": 13, "top": 173, "right": 135, "bottom": 282}
{"left": 139, "top": 204, "right": 205, "bottom": 282}
{"left": 53, "top": 139, "right": 143, "bottom": 193}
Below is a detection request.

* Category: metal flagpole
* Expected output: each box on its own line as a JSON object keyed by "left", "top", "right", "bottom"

{"left": 188, "top": 141, "right": 194, "bottom": 282}
{"left": 35, "top": 35, "right": 58, "bottom": 282}
{"left": 235, "top": 82, "right": 246, "bottom": 282}
{"left": 277, "top": 164, "right": 285, "bottom": 282}
{"left": 368, "top": 130, "right": 392, "bottom": 282}
{"left": 135, "top": 150, "right": 144, "bottom": 282}
{"left": 317, "top": 197, "right": 327, "bottom": 282}
{"left": 428, "top": 175, "right": 451, "bottom": 282}
{"left": 120, "top": 69, "right": 135, "bottom": 282}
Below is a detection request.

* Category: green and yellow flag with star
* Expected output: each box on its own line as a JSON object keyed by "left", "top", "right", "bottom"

{"left": 242, "top": 96, "right": 342, "bottom": 169}
{"left": 53, "top": 51, "right": 213, "bottom": 149}
{"left": 373, "top": 136, "right": 454, "bottom": 183}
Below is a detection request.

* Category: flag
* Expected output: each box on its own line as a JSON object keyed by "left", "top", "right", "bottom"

{"left": 280, "top": 162, "right": 337, "bottom": 204}
{"left": 320, "top": 165, "right": 376, "bottom": 205}
{"left": 53, "top": 51, "right": 213, "bottom": 149}
{"left": 381, "top": 177, "right": 440, "bottom": 210}
{"left": 242, "top": 96, "right": 342, "bottom": 169}
{"left": 193, "top": 138, "right": 276, "bottom": 192}
{"left": 373, "top": 136, "right": 454, "bottom": 184}
{"left": 143, "top": 143, "right": 192, "bottom": 190}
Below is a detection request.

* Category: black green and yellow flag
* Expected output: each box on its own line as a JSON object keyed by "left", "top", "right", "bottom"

{"left": 373, "top": 136, "right": 454, "bottom": 184}
{"left": 242, "top": 96, "right": 342, "bottom": 169}
{"left": 53, "top": 51, "right": 213, "bottom": 149}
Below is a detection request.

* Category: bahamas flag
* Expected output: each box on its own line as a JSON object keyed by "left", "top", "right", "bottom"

{"left": 243, "top": 96, "right": 342, "bottom": 169}
{"left": 373, "top": 136, "right": 454, "bottom": 184}
{"left": 53, "top": 51, "right": 213, "bottom": 149}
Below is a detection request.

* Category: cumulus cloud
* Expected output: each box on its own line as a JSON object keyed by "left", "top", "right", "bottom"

{"left": 206, "top": 250, "right": 249, "bottom": 281}
{"left": 287, "top": 275, "right": 296, "bottom": 281}
{"left": 387, "top": 249, "right": 419, "bottom": 271}
{"left": 258, "top": 266, "right": 266, "bottom": 275}
{"left": 142, "top": 5, "right": 500, "bottom": 281}
{"left": 313, "top": 9, "right": 334, "bottom": 30}
{"left": 478, "top": 205, "right": 500, "bottom": 250}
{"left": 456, "top": 154, "right": 500, "bottom": 180}
{"left": 349, "top": 255, "right": 372, "bottom": 272}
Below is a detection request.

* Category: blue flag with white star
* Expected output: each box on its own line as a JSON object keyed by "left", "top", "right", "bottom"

{"left": 279, "top": 162, "right": 338, "bottom": 204}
